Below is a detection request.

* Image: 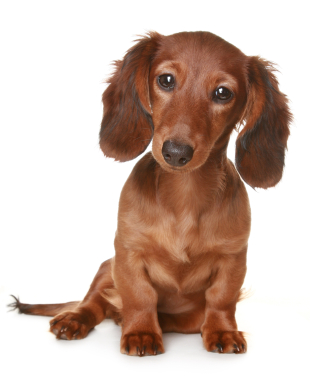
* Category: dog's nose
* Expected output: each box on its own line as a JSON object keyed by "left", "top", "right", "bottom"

{"left": 162, "top": 141, "right": 194, "bottom": 167}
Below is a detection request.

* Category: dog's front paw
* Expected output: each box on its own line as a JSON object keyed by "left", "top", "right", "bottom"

{"left": 120, "top": 332, "right": 165, "bottom": 356}
{"left": 49, "top": 311, "right": 93, "bottom": 340}
{"left": 202, "top": 331, "right": 247, "bottom": 354}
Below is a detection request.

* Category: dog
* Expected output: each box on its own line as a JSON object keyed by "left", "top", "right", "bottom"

{"left": 9, "top": 31, "right": 291, "bottom": 356}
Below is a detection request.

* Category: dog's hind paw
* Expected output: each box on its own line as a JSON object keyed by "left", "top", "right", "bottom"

{"left": 49, "top": 311, "right": 93, "bottom": 340}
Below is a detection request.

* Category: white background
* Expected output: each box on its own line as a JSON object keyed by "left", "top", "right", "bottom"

{"left": 0, "top": 1, "right": 309, "bottom": 386}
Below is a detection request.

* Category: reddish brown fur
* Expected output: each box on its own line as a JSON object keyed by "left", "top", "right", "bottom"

{"left": 10, "top": 31, "right": 291, "bottom": 356}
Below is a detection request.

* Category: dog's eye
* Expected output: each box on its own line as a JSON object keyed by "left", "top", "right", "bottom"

{"left": 158, "top": 74, "right": 175, "bottom": 90}
{"left": 214, "top": 87, "right": 233, "bottom": 102}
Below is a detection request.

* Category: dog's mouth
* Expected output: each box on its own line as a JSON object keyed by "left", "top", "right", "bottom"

{"left": 152, "top": 151, "right": 202, "bottom": 174}
{"left": 160, "top": 163, "right": 191, "bottom": 173}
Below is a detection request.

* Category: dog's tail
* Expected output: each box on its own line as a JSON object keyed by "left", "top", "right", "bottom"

{"left": 7, "top": 295, "right": 80, "bottom": 317}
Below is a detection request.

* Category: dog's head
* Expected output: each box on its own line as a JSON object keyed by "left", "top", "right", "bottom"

{"left": 99, "top": 31, "right": 291, "bottom": 189}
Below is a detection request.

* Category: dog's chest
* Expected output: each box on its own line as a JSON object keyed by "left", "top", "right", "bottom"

{"left": 142, "top": 211, "right": 221, "bottom": 293}
{"left": 144, "top": 250, "right": 215, "bottom": 295}
{"left": 142, "top": 199, "right": 247, "bottom": 294}
{"left": 150, "top": 207, "right": 223, "bottom": 260}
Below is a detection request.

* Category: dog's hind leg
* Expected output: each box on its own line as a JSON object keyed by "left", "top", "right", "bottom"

{"left": 10, "top": 259, "right": 120, "bottom": 340}
{"left": 49, "top": 259, "right": 121, "bottom": 340}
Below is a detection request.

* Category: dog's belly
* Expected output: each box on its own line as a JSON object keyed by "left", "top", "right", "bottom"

{"left": 156, "top": 288, "right": 206, "bottom": 314}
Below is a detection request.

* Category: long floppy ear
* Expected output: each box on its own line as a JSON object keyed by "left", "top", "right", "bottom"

{"left": 235, "top": 57, "right": 292, "bottom": 189}
{"left": 100, "top": 32, "right": 162, "bottom": 161}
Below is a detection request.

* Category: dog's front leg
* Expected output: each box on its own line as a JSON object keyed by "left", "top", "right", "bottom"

{"left": 201, "top": 248, "right": 247, "bottom": 354}
{"left": 114, "top": 246, "right": 164, "bottom": 356}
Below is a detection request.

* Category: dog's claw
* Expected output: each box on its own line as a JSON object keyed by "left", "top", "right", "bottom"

{"left": 233, "top": 343, "right": 240, "bottom": 352}
{"left": 72, "top": 331, "right": 79, "bottom": 338}
{"left": 216, "top": 343, "right": 223, "bottom": 353}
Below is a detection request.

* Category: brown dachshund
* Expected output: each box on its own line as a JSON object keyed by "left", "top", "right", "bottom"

{"left": 9, "top": 31, "right": 291, "bottom": 356}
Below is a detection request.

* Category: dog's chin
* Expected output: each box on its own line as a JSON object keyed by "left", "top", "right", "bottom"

{"left": 152, "top": 153, "right": 207, "bottom": 174}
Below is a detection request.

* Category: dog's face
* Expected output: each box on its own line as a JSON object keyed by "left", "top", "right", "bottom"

{"left": 149, "top": 32, "right": 248, "bottom": 172}
{"left": 100, "top": 31, "right": 291, "bottom": 188}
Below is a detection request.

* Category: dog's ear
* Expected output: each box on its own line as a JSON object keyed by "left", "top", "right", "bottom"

{"left": 235, "top": 57, "right": 292, "bottom": 189}
{"left": 100, "top": 32, "right": 162, "bottom": 162}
